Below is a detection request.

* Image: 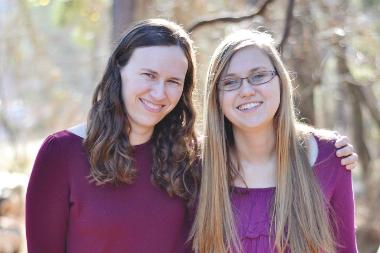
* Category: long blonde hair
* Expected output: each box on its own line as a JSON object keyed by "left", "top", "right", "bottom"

{"left": 191, "top": 30, "right": 335, "bottom": 253}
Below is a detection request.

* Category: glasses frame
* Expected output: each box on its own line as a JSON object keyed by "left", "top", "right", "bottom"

{"left": 218, "top": 70, "right": 278, "bottom": 91}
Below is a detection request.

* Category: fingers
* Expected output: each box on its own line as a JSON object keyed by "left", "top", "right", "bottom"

{"left": 336, "top": 144, "right": 354, "bottom": 157}
{"left": 335, "top": 135, "right": 349, "bottom": 149}
{"left": 340, "top": 153, "right": 358, "bottom": 170}
{"left": 344, "top": 163, "right": 356, "bottom": 171}
{"left": 334, "top": 135, "right": 358, "bottom": 170}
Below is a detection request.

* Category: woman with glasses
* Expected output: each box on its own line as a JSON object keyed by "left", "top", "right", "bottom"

{"left": 191, "top": 30, "right": 357, "bottom": 253}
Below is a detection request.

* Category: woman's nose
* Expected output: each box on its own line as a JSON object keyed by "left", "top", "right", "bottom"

{"left": 239, "top": 78, "right": 256, "bottom": 97}
{"left": 150, "top": 80, "right": 166, "bottom": 100}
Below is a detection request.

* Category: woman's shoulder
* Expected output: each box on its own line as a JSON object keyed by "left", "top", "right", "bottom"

{"left": 32, "top": 125, "right": 88, "bottom": 176}
{"left": 39, "top": 124, "right": 86, "bottom": 155}
{"left": 297, "top": 124, "right": 340, "bottom": 164}
{"left": 309, "top": 130, "right": 350, "bottom": 193}
{"left": 30, "top": 126, "right": 88, "bottom": 193}
{"left": 311, "top": 129, "right": 340, "bottom": 164}
{"left": 297, "top": 125, "right": 351, "bottom": 195}
{"left": 299, "top": 125, "right": 344, "bottom": 170}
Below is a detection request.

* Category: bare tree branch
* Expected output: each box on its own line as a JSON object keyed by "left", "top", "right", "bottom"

{"left": 279, "top": 0, "right": 295, "bottom": 52}
{"left": 187, "top": 0, "right": 275, "bottom": 33}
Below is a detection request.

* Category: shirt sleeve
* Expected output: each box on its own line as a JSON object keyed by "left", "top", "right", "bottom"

{"left": 26, "top": 134, "right": 70, "bottom": 253}
{"left": 330, "top": 161, "right": 358, "bottom": 253}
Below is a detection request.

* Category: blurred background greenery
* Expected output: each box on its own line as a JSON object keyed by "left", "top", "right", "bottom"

{"left": 0, "top": 0, "right": 379, "bottom": 252}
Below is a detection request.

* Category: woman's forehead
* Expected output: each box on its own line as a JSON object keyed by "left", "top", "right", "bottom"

{"left": 225, "top": 46, "right": 273, "bottom": 75}
{"left": 128, "top": 46, "right": 188, "bottom": 79}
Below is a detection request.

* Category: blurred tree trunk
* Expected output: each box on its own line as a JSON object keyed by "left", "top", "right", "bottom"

{"left": 278, "top": 0, "right": 295, "bottom": 52}
{"left": 287, "top": 0, "right": 319, "bottom": 124}
{"left": 112, "top": 0, "right": 135, "bottom": 44}
{"left": 335, "top": 40, "right": 371, "bottom": 179}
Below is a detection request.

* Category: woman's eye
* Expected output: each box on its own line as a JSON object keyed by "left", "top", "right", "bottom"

{"left": 253, "top": 74, "right": 265, "bottom": 80}
{"left": 142, "top": 73, "right": 155, "bottom": 79}
{"left": 223, "top": 80, "right": 238, "bottom": 86}
{"left": 167, "top": 80, "right": 181, "bottom": 86}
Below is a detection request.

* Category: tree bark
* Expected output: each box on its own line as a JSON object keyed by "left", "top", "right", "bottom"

{"left": 287, "top": 0, "right": 319, "bottom": 124}
{"left": 278, "top": 0, "right": 295, "bottom": 52}
{"left": 112, "top": 0, "right": 135, "bottom": 44}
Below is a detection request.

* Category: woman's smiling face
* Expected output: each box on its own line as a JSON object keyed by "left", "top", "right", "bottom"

{"left": 218, "top": 46, "right": 280, "bottom": 132}
{"left": 120, "top": 45, "right": 188, "bottom": 134}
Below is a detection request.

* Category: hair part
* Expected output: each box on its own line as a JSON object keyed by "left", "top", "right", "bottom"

{"left": 191, "top": 30, "right": 335, "bottom": 253}
{"left": 84, "top": 19, "right": 200, "bottom": 203}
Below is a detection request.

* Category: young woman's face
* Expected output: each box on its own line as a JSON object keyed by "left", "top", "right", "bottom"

{"left": 218, "top": 46, "right": 280, "bottom": 132}
{"left": 120, "top": 46, "right": 188, "bottom": 134}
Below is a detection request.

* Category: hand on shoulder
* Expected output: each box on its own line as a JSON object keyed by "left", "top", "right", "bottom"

{"left": 309, "top": 128, "right": 358, "bottom": 170}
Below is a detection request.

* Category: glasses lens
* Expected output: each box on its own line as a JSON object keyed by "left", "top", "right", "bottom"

{"left": 248, "top": 71, "right": 274, "bottom": 85}
{"left": 220, "top": 79, "right": 241, "bottom": 90}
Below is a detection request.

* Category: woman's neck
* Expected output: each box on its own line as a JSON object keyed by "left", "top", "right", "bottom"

{"left": 129, "top": 128, "right": 153, "bottom": 145}
{"left": 232, "top": 125, "right": 277, "bottom": 188}
{"left": 233, "top": 125, "right": 276, "bottom": 164}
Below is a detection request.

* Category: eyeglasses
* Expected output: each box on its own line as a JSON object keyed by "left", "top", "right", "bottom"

{"left": 218, "top": 70, "right": 277, "bottom": 91}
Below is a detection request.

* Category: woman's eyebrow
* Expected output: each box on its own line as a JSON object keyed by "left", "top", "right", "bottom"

{"left": 140, "top": 68, "right": 158, "bottom": 74}
{"left": 223, "top": 67, "right": 268, "bottom": 78}
{"left": 168, "top": 76, "right": 184, "bottom": 82}
{"left": 141, "top": 68, "right": 184, "bottom": 82}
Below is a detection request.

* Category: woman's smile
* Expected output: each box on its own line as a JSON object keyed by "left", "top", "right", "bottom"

{"left": 139, "top": 97, "right": 165, "bottom": 113}
{"left": 236, "top": 101, "right": 263, "bottom": 112}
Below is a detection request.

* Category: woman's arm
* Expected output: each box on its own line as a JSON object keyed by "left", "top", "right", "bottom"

{"left": 330, "top": 162, "right": 358, "bottom": 252}
{"left": 26, "top": 135, "right": 70, "bottom": 253}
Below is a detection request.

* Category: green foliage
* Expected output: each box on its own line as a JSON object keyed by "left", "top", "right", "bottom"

{"left": 28, "top": 0, "right": 51, "bottom": 7}
{"left": 351, "top": 64, "right": 377, "bottom": 82}
{"left": 29, "top": 0, "right": 109, "bottom": 48}
{"left": 51, "top": 0, "right": 78, "bottom": 26}
{"left": 362, "top": 0, "right": 380, "bottom": 9}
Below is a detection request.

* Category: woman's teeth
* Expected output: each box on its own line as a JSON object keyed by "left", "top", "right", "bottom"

{"left": 237, "top": 102, "right": 261, "bottom": 111}
{"left": 141, "top": 98, "right": 163, "bottom": 111}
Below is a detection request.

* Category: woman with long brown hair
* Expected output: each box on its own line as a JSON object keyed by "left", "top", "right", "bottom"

{"left": 26, "top": 19, "right": 199, "bottom": 253}
{"left": 191, "top": 30, "right": 357, "bottom": 253}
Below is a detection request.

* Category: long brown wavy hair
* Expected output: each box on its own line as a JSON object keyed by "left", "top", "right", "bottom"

{"left": 191, "top": 30, "right": 335, "bottom": 252}
{"left": 84, "top": 19, "right": 199, "bottom": 202}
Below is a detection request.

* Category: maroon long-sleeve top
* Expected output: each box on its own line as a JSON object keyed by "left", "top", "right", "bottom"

{"left": 26, "top": 130, "right": 192, "bottom": 253}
